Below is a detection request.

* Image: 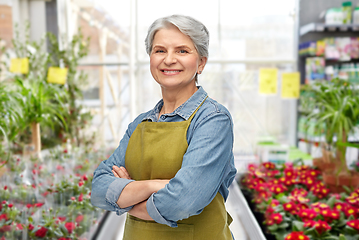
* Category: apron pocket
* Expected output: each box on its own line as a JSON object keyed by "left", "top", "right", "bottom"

{"left": 123, "top": 215, "right": 194, "bottom": 240}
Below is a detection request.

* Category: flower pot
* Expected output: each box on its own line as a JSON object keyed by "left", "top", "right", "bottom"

{"left": 312, "top": 157, "right": 335, "bottom": 172}
{"left": 322, "top": 171, "right": 359, "bottom": 193}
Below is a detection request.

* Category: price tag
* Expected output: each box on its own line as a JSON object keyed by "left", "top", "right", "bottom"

{"left": 10, "top": 58, "right": 29, "bottom": 74}
{"left": 47, "top": 67, "right": 68, "bottom": 84}
{"left": 281, "top": 72, "right": 300, "bottom": 99}
{"left": 259, "top": 68, "right": 278, "bottom": 95}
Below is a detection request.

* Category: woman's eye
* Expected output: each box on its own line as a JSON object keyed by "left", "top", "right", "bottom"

{"left": 155, "top": 50, "right": 165, "bottom": 53}
{"left": 179, "top": 49, "right": 188, "bottom": 53}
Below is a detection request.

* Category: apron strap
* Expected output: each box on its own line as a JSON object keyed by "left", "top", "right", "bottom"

{"left": 187, "top": 96, "right": 208, "bottom": 122}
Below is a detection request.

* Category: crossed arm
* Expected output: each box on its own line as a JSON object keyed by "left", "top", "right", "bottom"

{"left": 112, "top": 165, "right": 169, "bottom": 220}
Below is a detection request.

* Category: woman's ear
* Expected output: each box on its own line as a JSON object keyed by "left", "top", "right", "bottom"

{"left": 198, "top": 57, "right": 207, "bottom": 73}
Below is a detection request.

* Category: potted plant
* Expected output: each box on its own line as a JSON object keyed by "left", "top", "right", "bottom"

{"left": 7, "top": 23, "right": 69, "bottom": 155}
{"left": 306, "top": 78, "right": 359, "bottom": 192}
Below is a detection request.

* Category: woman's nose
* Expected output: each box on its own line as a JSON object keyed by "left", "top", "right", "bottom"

{"left": 163, "top": 52, "right": 177, "bottom": 65}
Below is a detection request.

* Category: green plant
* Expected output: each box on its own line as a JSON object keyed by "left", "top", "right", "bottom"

{"left": 14, "top": 77, "right": 68, "bottom": 153}
{"left": 0, "top": 80, "right": 23, "bottom": 164}
{"left": 6, "top": 22, "right": 69, "bottom": 154}
{"left": 47, "top": 30, "right": 92, "bottom": 147}
{"left": 306, "top": 79, "right": 359, "bottom": 173}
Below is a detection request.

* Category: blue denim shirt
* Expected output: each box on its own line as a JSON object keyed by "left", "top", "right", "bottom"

{"left": 91, "top": 86, "right": 237, "bottom": 228}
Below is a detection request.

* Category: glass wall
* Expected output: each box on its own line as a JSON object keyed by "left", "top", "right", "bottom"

{"left": 76, "top": 0, "right": 297, "bottom": 157}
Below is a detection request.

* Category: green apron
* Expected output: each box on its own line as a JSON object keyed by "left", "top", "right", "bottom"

{"left": 123, "top": 98, "right": 233, "bottom": 240}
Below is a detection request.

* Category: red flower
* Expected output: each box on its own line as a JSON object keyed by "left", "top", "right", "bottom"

{"left": 78, "top": 181, "right": 84, "bottom": 187}
{"left": 56, "top": 165, "right": 64, "bottom": 170}
{"left": 0, "top": 214, "right": 8, "bottom": 221}
{"left": 247, "top": 163, "right": 258, "bottom": 172}
{"left": 16, "top": 223, "right": 23, "bottom": 230}
{"left": 78, "top": 193, "right": 83, "bottom": 202}
{"left": 302, "top": 177, "right": 316, "bottom": 188}
{"left": 34, "top": 203, "right": 44, "bottom": 208}
{"left": 284, "top": 168, "right": 297, "bottom": 179}
{"left": 311, "top": 202, "right": 330, "bottom": 213}
{"left": 42, "top": 191, "right": 50, "bottom": 197}
{"left": 270, "top": 199, "right": 280, "bottom": 207}
{"left": 26, "top": 203, "right": 33, "bottom": 209}
{"left": 270, "top": 184, "right": 287, "bottom": 194}
{"left": 76, "top": 215, "right": 84, "bottom": 223}
{"left": 298, "top": 209, "right": 317, "bottom": 220}
{"left": 270, "top": 213, "right": 283, "bottom": 225}
{"left": 3, "top": 186, "right": 7, "bottom": 190}
{"left": 304, "top": 220, "right": 316, "bottom": 228}
{"left": 0, "top": 225, "right": 11, "bottom": 232}
{"left": 65, "top": 222, "right": 76, "bottom": 234}
{"left": 35, "top": 226, "right": 48, "bottom": 238}
{"left": 262, "top": 162, "right": 275, "bottom": 169}
{"left": 334, "top": 202, "right": 347, "bottom": 212}
{"left": 28, "top": 224, "right": 34, "bottom": 231}
{"left": 347, "top": 219, "right": 359, "bottom": 231}
{"left": 344, "top": 206, "right": 358, "bottom": 218}
{"left": 321, "top": 209, "right": 340, "bottom": 223}
{"left": 255, "top": 183, "right": 268, "bottom": 192}
{"left": 8, "top": 203, "right": 13, "bottom": 208}
{"left": 314, "top": 220, "right": 331, "bottom": 235}
{"left": 285, "top": 231, "right": 310, "bottom": 240}
{"left": 291, "top": 188, "right": 308, "bottom": 198}
{"left": 283, "top": 202, "right": 296, "bottom": 212}
{"left": 328, "top": 210, "right": 340, "bottom": 220}
{"left": 82, "top": 174, "right": 88, "bottom": 181}
{"left": 58, "top": 216, "right": 66, "bottom": 222}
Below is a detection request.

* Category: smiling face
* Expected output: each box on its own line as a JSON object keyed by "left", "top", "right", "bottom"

{"left": 150, "top": 25, "right": 207, "bottom": 93}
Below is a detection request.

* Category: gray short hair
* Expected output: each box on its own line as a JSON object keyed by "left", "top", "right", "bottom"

{"left": 145, "top": 15, "right": 209, "bottom": 58}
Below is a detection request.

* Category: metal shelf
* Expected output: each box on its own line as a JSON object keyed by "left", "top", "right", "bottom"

{"left": 229, "top": 180, "right": 266, "bottom": 240}
{"left": 300, "top": 23, "right": 359, "bottom": 36}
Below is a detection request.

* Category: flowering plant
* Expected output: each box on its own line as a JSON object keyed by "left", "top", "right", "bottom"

{"left": 241, "top": 161, "right": 359, "bottom": 240}
{"left": 0, "top": 146, "right": 113, "bottom": 239}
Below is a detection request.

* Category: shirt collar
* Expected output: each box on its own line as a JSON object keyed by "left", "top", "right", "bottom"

{"left": 143, "top": 86, "right": 208, "bottom": 122}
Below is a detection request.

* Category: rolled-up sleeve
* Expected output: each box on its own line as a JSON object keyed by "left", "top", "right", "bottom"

{"left": 91, "top": 123, "right": 136, "bottom": 215}
{"left": 146, "top": 110, "right": 236, "bottom": 227}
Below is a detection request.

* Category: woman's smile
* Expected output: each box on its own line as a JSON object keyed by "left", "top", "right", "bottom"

{"left": 161, "top": 69, "right": 182, "bottom": 75}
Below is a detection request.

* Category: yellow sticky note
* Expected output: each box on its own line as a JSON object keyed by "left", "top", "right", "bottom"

{"left": 10, "top": 58, "right": 29, "bottom": 74}
{"left": 47, "top": 67, "right": 68, "bottom": 84}
{"left": 281, "top": 72, "right": 300, "bottom": 99}
{"left": 259, "top": 68, "right": 278, "bottom": 95}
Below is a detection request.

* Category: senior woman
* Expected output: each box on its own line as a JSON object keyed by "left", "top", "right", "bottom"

{"left": 91, "top": 14, "right": 237, "bottom": 240}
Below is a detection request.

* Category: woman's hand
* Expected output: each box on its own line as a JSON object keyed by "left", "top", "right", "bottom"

{"left": 112, "top": 165, "right": 131, "bottom": 179}
{"left": 112, "top": 165, "right": 170, "bottom": 209}
{"left": 112, "top": 165, "right": 169, "bottom": 192}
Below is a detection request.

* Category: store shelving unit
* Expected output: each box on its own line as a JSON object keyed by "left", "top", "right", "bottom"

{"left": 296, "top": 0, "right": 359, "bottom": 153}
{"left": 300, "top": 22, "right": 359, "bottom": 36}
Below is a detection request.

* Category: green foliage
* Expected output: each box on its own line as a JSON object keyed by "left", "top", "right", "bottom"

{"left": 307, "top": 79, "right": 359, "bottom": 146}
{"left": 0, "top": 22, "right": 94, "bottom": 152}
{"left": 304, "top": 79, "right": 359, "bottom": 171}
{"left": 47, "top": 30, "right": 92, "bottom": 147}
{"left": 14, "top": 76, "right": 68, "bottom": 129}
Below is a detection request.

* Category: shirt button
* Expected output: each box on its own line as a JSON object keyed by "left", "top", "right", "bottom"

{"left": 161, "top": 115, "right": 166, "bottom": 120}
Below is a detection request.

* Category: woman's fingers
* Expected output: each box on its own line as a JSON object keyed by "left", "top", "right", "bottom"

{"left": 112, "top": 169, "right": 120, "bottom": 178}
{"left": 112, "top": 166, "right": 131, "bottom": 179}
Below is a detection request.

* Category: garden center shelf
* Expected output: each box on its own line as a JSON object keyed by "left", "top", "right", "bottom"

{"left": 300, "top": 22, "right": 359, "bottom": 36}
{"left": 297, "top": 132, "right": 359, "bottom": 143}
